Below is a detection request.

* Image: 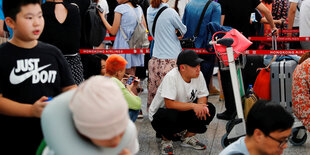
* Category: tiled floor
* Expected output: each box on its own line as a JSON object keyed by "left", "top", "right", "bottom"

{"left": 135, "top": 78, "right": 310, "bottom": 155}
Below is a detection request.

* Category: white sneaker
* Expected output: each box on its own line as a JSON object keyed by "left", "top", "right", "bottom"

{"left": 180, "top": 136, "right": 206, "bottom": 150}
{"left": 161, "top": 140, "right": 174, "bottom": 155}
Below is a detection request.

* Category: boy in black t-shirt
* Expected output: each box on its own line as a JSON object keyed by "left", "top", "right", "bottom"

{"left": 0, "top": 0, "right": 76, "bottom": 154}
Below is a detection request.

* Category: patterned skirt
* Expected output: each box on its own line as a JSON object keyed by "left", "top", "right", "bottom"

{"left": 64, "top": 54, "right": 84, "bottom": 85}
{"left": 147, "top": 57, "right": 177, "bottom": 109}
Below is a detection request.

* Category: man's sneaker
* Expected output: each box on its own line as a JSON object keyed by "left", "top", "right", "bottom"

{"left": 161, "top": 140, "right": 174, "bottom": 155}
{"left": 180, "top": 136, "right": 206, "bottom": 150}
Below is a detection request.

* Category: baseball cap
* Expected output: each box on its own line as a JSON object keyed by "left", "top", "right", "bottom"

{"left": 177, "top": 49, "right": 204, "bottom": 67}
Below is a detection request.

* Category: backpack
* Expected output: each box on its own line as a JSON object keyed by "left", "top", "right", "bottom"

{"left": 83, "top": 0, "right": 106, "bottom": 47}
{"left": 120, "top": 6, "right": 149, "bottom": 49}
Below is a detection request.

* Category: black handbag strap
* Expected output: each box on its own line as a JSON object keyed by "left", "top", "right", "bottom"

{"left": 152, "top": 6, "right": 168, "bottom": 37}
{"left": 193, "top": 0, "right": 212, "bottom": 38}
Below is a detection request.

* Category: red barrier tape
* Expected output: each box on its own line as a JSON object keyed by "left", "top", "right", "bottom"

{"left": 104, "top": 36, "right": 154, "bottom": 41}
{"left": 80, "top": 48, "right": 213, "bottom": 54}
{"left": 245, "top": 50, "right": 308, "bottom": 55}
{"left": 265, "top": 29, "right": 300, "bottom": 34}
{"left": 248, "top": 37, "right": 310, "bottom": 41}
{"left": 80, "top": 49, "right": 308, "bottom": 55}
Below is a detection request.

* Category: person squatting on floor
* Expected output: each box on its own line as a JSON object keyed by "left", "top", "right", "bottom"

{"left": 148, "top": 50, "right": 216, "bottom": 155}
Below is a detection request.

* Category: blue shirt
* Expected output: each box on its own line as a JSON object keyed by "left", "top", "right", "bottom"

{"left": 147, "top": 3, "right": 187, "bottom": 59}
{"left": 219, "top": 137, "right": 250, "bottom": 155}
{"left": 182, "top": 0, "right": 221, "bottom": 49}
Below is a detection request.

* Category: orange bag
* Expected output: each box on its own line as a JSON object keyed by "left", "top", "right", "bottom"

{"left": 253, "top": 68, "right": 271, "bottom": 100}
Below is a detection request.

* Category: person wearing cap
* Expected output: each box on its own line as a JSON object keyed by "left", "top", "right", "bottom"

{"left": 70, "top": 76, "right": 139, "bottom": 155}
{"left": 148, "top": 50, "right": 216, "bottom": 155}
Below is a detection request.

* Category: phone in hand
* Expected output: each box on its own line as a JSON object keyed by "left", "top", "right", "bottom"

{"left": 97, "top": 5, "right": 104, "bottom": 13}
{"left": 126, "top": 76, "right": 135, "bottom": 85}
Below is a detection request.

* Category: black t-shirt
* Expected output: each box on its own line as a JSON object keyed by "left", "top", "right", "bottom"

{"left": 218, "top": 0, "right": 261, "bottom": 37}
{"left": 39, "top": 2, "right": 81, "bottom": 55}
{"left": 0, "top": 41, "right": 74, "bottom": 154}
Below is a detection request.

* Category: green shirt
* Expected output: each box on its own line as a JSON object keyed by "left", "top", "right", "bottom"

{"left": 111, "top": 77, "right": 141, "bottom": 110}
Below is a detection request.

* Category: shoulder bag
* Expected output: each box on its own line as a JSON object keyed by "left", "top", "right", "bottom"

{"left": 180, "top": 0, "right": 212, "bottom": 49}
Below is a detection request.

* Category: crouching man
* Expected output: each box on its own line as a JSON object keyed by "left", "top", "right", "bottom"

{"left": 149, "top": 50, "right": 216, "bottom": 155}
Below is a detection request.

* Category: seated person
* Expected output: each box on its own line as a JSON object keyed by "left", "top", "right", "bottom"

{"left": 69, "top": 76, "right": 139, "bottom": 155}
{"left": 149, "top": 50, "right": 216, "bottom": 155}
{"left": 220, "top": 100, "right": 294, "bottom": 155}
{"left": 104, "top": 55, "right": 141, "bottom": 122}
{"left": 292, "top": 52, "right": 310, "bottom": 132}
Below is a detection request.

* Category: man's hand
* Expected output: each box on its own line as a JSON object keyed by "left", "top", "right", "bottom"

{"left": 193, "top": 104, "right": 210, "bottom": 120}
{"left": 271, "top": 27, "right": 279, "bottom": 37}
{"left": 31, "top": 96, "right": 49, "bottom": 118}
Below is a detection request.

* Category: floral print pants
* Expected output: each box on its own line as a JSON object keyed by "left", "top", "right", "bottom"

{"left": 147, "top": 57, "right": 177, "bottom": 110}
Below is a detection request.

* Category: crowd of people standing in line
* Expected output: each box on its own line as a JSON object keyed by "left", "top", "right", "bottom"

{"left": 0, "top": 0, "right": 309, "bottom": 154}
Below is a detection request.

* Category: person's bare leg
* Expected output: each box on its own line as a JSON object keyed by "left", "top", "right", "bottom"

{"left": 218, "top": 71, "right": 224, "bottom": 101}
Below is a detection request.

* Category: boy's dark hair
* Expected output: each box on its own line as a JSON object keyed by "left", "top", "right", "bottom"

{"left": 246, "top": 100, "right": 294, "bottom": 136}
{"left": 3, "top": 0, "right": 42, "bottom": 20}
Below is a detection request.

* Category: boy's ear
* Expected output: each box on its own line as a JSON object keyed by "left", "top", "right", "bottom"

{"left": 5, "top": 17, "right": 16, "bottom": 30}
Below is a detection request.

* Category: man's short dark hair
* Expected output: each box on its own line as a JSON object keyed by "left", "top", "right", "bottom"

{"left": 246, "top": 100, "right": 294, "bottom": 136}
{"left": 3, "top": 0, "right": 42, "bottom": 20}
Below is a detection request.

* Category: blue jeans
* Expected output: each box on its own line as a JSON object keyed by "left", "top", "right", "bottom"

{"left": 129, "top": 109, "right": 140, "bottom": 122}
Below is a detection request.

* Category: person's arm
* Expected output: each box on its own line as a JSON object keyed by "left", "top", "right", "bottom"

{"left": 62, "top": 85, "right": 77, "bottom": 92}
{"left": 0, "top": 20, "right": 5, "bottom": 37}
{"left": 98, "top": 11, "right": 122, "bottom": 36}
{"left": 260, "top": 17, "right": 285, "bottom": 25}
{"left": 221, "top": 15, "right": 225, "bottom": 25}
{"left": 197, "top": 96, "right": 207, "bottom": 105}
{"left": 0, "top": 94, "right": 48, "bottom": 118}
{"left": 287, "top": 2, "right": 298, "bottom": 37}
{"left": 256, "top": 3, "right": 278, "bottom": 36}
{"left": 164, "top": 98, "right": 209, "bottom": 120}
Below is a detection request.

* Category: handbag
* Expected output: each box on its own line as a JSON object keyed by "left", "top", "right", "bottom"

{"left": 180, "top": 0, "right": 212, "bottom": 49}
{"left": 253, "top": 55, "right": 276, "bottom": 100}
{"left": 253, "top": 68, "right": 271, "bottom": 100}
{"left": 212, "top": 29, "right": 252, "bottom": 66}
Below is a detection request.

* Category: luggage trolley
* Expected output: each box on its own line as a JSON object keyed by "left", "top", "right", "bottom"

{"left": 210, "top": 37, "right": 247, "bottom": 148}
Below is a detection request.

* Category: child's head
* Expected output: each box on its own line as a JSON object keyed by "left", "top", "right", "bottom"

{"left": 70, "top": 76, "right": 129, "bottom": 148}
{"left": 3, "top": 0, "right": 42, "bottom": 21}
{"left": 3, "top": 0, "right": 44, "bottom": 41}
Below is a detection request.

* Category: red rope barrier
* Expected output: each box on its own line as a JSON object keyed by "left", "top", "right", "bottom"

{"left": 265, "top": 29, "right": 300, "bottom": 34}
{"left": 245, "top": 50, "right": 308, "bottom": 55}
{"left": 248, "top": 37, "right": 310, "bottom": 41}
{"left": 80, "top": 49, "right": 308, "bottom": 55}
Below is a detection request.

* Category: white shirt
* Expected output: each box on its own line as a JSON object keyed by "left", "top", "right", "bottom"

{"left": 98, "top": 0, "right": 109, "bottom": 14}
{"left": 299, "top": 0, "right": 310, "bottom": 37}
{"left": 148, "top": 68, "right": 209, "bottom": 121}
{"left": 289, "top": 0, "right": 303, "bottom": 27}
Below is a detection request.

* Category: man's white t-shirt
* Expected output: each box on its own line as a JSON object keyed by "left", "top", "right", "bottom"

{"left": 299, "top": 0, "right": 310, "bottom": 37}
{"left": 148, "top": 67, "right": 209, "bottom": 121}
{"left": 289, "top": 0, "right": 303, "bottom": 27}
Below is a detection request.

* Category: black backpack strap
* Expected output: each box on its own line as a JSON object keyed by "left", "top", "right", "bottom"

{"left": 193, "top": 0, "right": 212, "bottom": 38}
{"left": 152, "top": 6, "right": 168, "bottom": 37}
